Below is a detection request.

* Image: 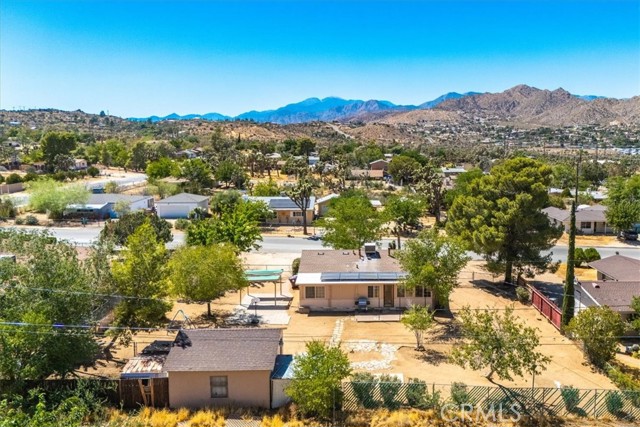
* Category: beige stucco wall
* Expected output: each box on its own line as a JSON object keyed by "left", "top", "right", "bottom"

{"left": 300, "top": 284, "right": 433, "bottom": 311}
{"left": 168, "top": 370, "right": 271, "bottom": 409}
{"left": 267, "top": 210, "right": 314, "bottom": 225}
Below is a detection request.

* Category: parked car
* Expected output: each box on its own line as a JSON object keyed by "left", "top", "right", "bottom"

{"left": 289, "top": 274, "right": 298, "bottom": 288}
{"left": 618, "top": 230, "right": 639, "bottom": 241}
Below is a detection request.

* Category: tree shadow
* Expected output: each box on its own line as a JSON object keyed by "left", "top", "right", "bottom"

{"left": 416, "top": 348, "right": 448, "bottom": 366}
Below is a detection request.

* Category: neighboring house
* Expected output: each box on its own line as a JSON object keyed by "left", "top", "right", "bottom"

{"left": 245, "top": 196, "right": 315, "bottom": 225}
{"left": 175, "top": 149, "right": 199, "bottom": 159}
{"left": 441, "top": 166, "right": 466, "bottom": 177}
{"left": 74, "top": 158, "right": 88, "bottom": 170}
{"left": 542, "top": 204, "right": 612, "bottom": 234}
{"left": 296, "top": 245, "right": 434, "bottom": 311}
{"left": 315, "top": 193, "right": 340, "bottom": 217}
{"left": 587, "top": 255, "right": 640, "bottom": 281}
{"left": 163, "top": 329, "right": 287, "bottom": 409}
{"left": 64, "top": 194, "right": 154, "bottom": 219}
{"left": 369, "top": 159, "right": 389, "bottom": 171}
{"left": 575, "top": 280, "right": 640, "bottom": 321}
{"left": 349, "top": 169, "right": 384, "bottom": 180}
{"left": 155, "top": 192, "right": 209, "bottom": 219}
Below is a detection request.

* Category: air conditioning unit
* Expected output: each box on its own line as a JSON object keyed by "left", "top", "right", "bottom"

{"left": 363, "top": 243, "right": 377, "bottom": 255}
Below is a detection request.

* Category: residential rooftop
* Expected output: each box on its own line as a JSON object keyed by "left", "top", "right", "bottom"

{"left": 156, "top": 192, "right": 209, "bottom": 204}
{"left": 298, "top": 249, "right": 402, "bottom": 274}
{"left": 577, "top": 280, "right": 640, "bottom": 313}
{"left": 588, "top": 255, "right": 640, "bottom": 281}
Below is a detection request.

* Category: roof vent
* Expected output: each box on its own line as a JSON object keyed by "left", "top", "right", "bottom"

{"left": 364, "top": 243, "right": 377, "bottom": 255}
{"left": 318, "top": 252, "right": 324, "bottom": 255}
{"left": 592, "top": 283, "right": 600, "bottom": 289}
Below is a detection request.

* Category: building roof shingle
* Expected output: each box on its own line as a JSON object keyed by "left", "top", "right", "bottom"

{"left": 577, "top": 280, "right": 640, "bottom": 313}
{"left": 588, "top": 255, "right": 640, "bottom": 281}
{"left": 156, "top": 192, "right": 209, "bottom": 204}
{"left": 163, "top": 328, "right": 282, "bottom": 372}
{"left": 298, "top": 249, "right": 402, "bottom": 274}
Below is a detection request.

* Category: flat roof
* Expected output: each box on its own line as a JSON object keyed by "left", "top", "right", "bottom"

{"left": 298, "top": 249, "right": 403, "bottom": 274}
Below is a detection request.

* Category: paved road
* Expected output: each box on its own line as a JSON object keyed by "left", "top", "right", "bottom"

{"left": 4, "top": 226, "right": 639, "bottom": 260}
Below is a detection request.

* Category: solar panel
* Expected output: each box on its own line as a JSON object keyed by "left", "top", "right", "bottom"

{"left": 358, "top": 272, "right": 378, "bottom": 280}
{"left": 321, "top": 272, "right": 340, "bottom": 281}
{"left": 378, "top": 272, "right": 398, "bottom": 280}
{"left": 339, "top": 273, "right": 360, "bottom": 281}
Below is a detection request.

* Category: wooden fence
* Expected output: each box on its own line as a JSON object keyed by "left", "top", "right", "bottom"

{"left": 518, "top": 276, "right": 563, "bottom": 330}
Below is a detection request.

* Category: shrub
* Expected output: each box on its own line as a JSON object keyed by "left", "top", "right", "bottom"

{"left": 583, "top": 247, "right": 601, "bottom": 263}
{"left": 291, "top": 257, "right": 301, "bottom": 275}
{"left": 0, "top": 198, "right": 16, "bottom": 220}
{"left": 405, "top": 378, "right": 427, "bottom": 408}
{"left": 352, "top": 372, "right": 378, "bottom": 409}
{"left": 22, "top": 172, "right": 39, "bottom": 182}
{"left": 450, "top": 382, "right": 470, "bottom": 406}
{"left": 606, "top": 391, "right": 624, "bottom": 416}
{"left": 175, "top": 218, "right": 190, "bottom": 231}
{"left": 188, "top": 409, "right": 225, "bottom": 427}
{"left": 87, "top": 166, "right": 100, "bottom": 177}
{"left": 25, "top": 215, "right": 39, "bottom": 225}
{"left": 379, "top": 374, "right": 402, "bottom": 410}
{"left": 0, "top": 174, "right": 3, "bottom": 183}
{"left": 516, "top": 286, "right": 530, "bottom": 304}
{"left": 5, "top": 173, "right": 23, "bottom": 184}
{"left": 561, "top": 386, "right": 580, "bottom": 413}
{"left": 574, "top": 248, "right": 586, "bottom": 267}
{"left": 14, "top": 217, "right": 25, "bottom": 225}
{"left": 606, "top": 365, "right": 640, "bottom": 407}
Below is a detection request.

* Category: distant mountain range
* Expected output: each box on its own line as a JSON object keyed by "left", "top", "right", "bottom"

{"left": 128, "top": 86, "right": 633, "bottom": 126}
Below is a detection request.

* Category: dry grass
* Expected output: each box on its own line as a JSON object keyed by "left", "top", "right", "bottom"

{"left": 104, "top": 408, "right": 224, "bottom": 427}
{"left": 554, "top": 263, "right": 597, "bottom": 281}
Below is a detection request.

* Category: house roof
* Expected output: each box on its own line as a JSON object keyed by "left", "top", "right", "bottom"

{"left": 157, "top": 192, "right": 209, "bottom": 204}
{"left": 369, "top": 159, "right": 388, "bottom": 165}
{"left": 163, "top": 328, "right": 283, "bottom": 372}
{"left": 542, "top": 206, "right": 570, "bottom": 222}
{"left": 542, "top": 205, "right": 608, "bottom": 223}
{"left": 298, "top": 249, "right": 403, "bottom": 274}
{"left": 87, "top": 194, "right": 152, "bottom": 205}
{"left": 577, "top": 280, "right": 640, "bottom": 313}
{"left": 349, "top": 169, "right": 384, "bottom": 178}
{"left": 246, "top": 196, "right": 315, "bottom": 211}
{"left": 587, "top": 255, "right": 640, "bottom": 281}
{"left": 316, "top": 193, "right": 340, "bottom": 204}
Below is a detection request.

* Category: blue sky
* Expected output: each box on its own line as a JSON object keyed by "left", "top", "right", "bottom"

{"left": 1, "top": 0, "right": 639, "bottom": 117}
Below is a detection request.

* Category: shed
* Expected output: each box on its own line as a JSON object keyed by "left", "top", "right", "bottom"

{"left": 156, "top": 193, "right": 210, "bottom": 219}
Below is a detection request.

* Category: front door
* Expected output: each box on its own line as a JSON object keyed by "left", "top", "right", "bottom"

{"left": 383, "top": 285, "right": 394, "bottom": 307}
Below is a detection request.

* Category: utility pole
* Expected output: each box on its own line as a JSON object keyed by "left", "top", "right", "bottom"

{"left": 575, "top": 146, "right": 583, "bottom": 205}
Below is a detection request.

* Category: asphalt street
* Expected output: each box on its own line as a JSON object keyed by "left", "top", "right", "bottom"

{"left": 4, "top": 226, "right": 639, "bottom": 261}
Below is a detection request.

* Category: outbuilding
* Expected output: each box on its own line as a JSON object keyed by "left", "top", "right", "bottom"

{"left": 155, "top": 193, "right": 210, "bottom": 219}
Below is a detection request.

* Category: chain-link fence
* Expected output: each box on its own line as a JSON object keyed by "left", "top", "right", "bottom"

{"left": 341, "top": 381, "right": 640, "bottom": 421}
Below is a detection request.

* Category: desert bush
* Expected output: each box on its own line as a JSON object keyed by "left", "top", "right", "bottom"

{"left": 25, "top": 215, "right": 39, "bottom": 225}
{"left": 5, "top": 173, "right": 23, "bottom": 184}
{"left": 291, "top": 257, "right": 301, "bottom": 275}
{"left": 175, "top": 218, "right": 190, "bottom": 231}
{"left": 260, "top": 414, "right": 285, "bottom": 427}
{"left": 515, "top": 287, "right": 530, "bottom": 304}
{"left": 187, "top": 409, "right": 226, "bottom": 427}
{"left": 406, "top": 378, "right": 427, "bottom": 408}
{"left": 87, "top": 166, "right": 100, "bottom": 177}
{"left": 379, "top": 374, "right": 402, "bottom": 410}
{"left": 583, "top": 247, "right": 601, "bottom": 263}
{"left": 352, "top": 372, "right": 378, "bottom": 409}
{"left": 560, "top": 386, "right": 580, "bottom": 413}
{"left": 148, "top": 408, "right": 180, "bottom": 427}
{"left": 14, "top": 216, "right": 25, "bottom": 225}
{"left": 606, "top": 391, "right": 624, "bottom": 416}
{"left": 0, "top": 198, "right": 16, "bottom": 220}
{"left": 450, "top": 382, "right": 470, "bottom": 406}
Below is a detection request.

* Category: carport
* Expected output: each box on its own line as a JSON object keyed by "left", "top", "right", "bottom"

{"left": 241, "top": 269, "right": 284, "bottom": 307}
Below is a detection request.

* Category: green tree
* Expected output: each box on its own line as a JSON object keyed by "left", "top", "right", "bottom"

{"left": 215, "top": 160, "right": 247, "bottom": 188}
{"left": 388, "top": 155, "right": 421, "bottom": 185}
{"left": 146, "top": 157, "right": 178, "bottom": 179}
{"left": 0, "top": 197, "right": 16, "bottom": 220}
{"left": 186, "top": 200, "right": 266, "bottom": 252}
{"left": 100, "top": 211, "right": 173, "bottom": 246}
{"left": 286, "top": 341, "right": 352, "bottom": 419}
{"left": 396, "top": 229, "right": 470, "bottom": 309}
{"left": 286, "top": 177, "right": 315, "bottom": 235}
{"left": 450, "top": 306, "right": 550, "bottom": 381}
{"left": 128, "top": 141, "right": 149, "bottom": 171}
{"left": 444, "top": 168, "right": 484, "bottom": 207}
{"left": 401, "top": 305, "right": 435, "bottom": 350}
{"left": 0, "top": 230, "right": 98, "bottom": 381}
{"left": 104, "top": 181, "right": 119, "bottom": 193}
{"left": 28, "top": 179, "right": 90, "bottom": 219}
{"left": 447, "top": 157, "right": 563, "bottom": 284}
{"left": 180, "top": 158, "right": 213, "bottom": 194}
{"left": 110, "top": 222, "right": 172, "bottom": 342}
{"left": 562, "top": 201, "right": 576, "bottom": 327}
{"left": 296, "top": 137, "right": 316, "bottom": 157}
{"left": 319, "top": 191, "right": 383, "bottom": 249}
{"left": 630, "top": 296, "right": 640, "bottom": 332}
{"left": 567, "top": 306, "right": 624, "bottom": 368}
{"left": 384, "top": 195, "right": 425, "bottom": 248}
{"left": 40, "top": 131, "right": 77, "bottom": 170}
{"left": 252, "top": 178, "right": 281, "bottom": 196}
{"left": 414, "top": 163, "right": 445, "bottom": 223}
{"left": 169, "top": 244, "right": 247, "bottom": 317}
{"left": 605, "top": 175, "right": 640, "bottom": 231}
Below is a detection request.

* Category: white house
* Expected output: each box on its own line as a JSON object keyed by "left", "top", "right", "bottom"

{"left": 156, "top": 193, "right": 210, "bottom": 219}
{"left": 542, "top": 204, "right": 613, "bottom": 234}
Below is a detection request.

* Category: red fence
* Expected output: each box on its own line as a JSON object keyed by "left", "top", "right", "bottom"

{"left": 519, "top": 277, "right": 563, "bottom": 330}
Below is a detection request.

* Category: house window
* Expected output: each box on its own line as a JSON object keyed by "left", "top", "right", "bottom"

{"left": 210, "top": 376, "right": 228, "bottom": 398}
{"left": 580, "top": 222, "right": 592, "bottom": 229}
{"left": 415, "top": 286, "right": 432, "bottom": 298}
{"left": 305, "top": 286, "right": 325, "bottom": 299}
{"left": 368, "top": 286, "right": 379, "bottom": 298}
{"left": 397, "top": 286, "right": 405, "bottom": 298}
{"left": 292, "top": 211, "right": 303, "bottom": 217}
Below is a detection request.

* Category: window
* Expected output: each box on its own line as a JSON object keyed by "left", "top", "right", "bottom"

{"left": 580, "top": 222, "right": 592, "bottom": 229}
{"left": 292, "top": 211, "right": 303, "bottom": 217}
{"left": 305, "top": 286, "right": 325, "bottom": 299}
{"left": 210, "top": 376, "right": 228, "bottom": 398}
{"left": 368, "top": 286, "right": 379, "bottom": 298}
{"left": 397, "top": 286, "right": 405, "bottom": 298}
{"left": 415, "top": 286, "right": 432, "bottom": 298}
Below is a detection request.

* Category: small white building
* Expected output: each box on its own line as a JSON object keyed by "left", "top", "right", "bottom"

{"left": 156, "top": 193, "right": 210, "bottom": 219}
